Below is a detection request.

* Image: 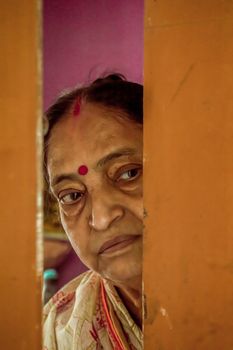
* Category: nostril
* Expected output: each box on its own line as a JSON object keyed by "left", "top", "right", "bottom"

{"left": 88, "top": 205, "right": 124, "bottom": 232}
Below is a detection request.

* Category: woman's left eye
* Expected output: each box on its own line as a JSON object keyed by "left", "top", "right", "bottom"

{"left": 117, "top": 168, "right": 141, "bottom": 182}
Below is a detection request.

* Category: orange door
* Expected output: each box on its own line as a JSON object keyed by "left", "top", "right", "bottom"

{"left": 144, "top": 1, "right": 233, "bottom": 349}
{"left": 0, "top": 1, "right": 42, "bottom": 349}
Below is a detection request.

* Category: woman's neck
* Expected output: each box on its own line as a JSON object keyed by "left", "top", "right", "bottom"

{"left": 114, "top": 275, "right": 142, "bottom": 329}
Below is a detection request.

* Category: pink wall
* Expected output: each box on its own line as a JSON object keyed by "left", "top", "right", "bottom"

{"left": 43, "top": 0, "right": 144, "bottom": 287}
{"left": 57, "top": 250, "right": 88, "bottom": 289}
{"left": 43, "top": 0, "right": 144, "bottom": 109}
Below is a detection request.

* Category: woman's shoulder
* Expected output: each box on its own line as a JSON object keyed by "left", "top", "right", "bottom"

{"left": 43, "top": 270, "right": 104, "bottom": 349}
{"left": 43, "top": 269, "right": 99, "bottom": 319}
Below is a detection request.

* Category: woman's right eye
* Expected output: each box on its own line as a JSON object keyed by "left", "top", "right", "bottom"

{"left": 58, "top": 191, "right": 83, "bottom": 205}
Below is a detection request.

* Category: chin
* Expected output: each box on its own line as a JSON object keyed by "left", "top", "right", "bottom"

{"left": 102, "top": 257, "right": 142, "bottom": 285}
{"left": 97, "top": 237, "right": 142, "bottom": 284}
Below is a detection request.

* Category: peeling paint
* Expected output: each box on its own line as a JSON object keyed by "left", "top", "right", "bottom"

{"left": 160, "top": 307, "right": 173, "bottom": 330}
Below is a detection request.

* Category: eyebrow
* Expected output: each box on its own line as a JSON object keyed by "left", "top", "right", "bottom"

{"left": 51, "top": 173, "right": 80, "bottom": 188}
{"left": 51, "top": 147, "right": 137, "bottom": 188}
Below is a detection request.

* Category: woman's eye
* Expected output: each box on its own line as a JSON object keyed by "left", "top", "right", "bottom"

{"left": 118, "top": 168, "right": 140, "bottom": 182}
{"left": 59, "top": 192, "right": 82, "bottom": 205}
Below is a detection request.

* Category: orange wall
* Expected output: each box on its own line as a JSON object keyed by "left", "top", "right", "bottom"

{"left": 144, "top": 1, "right": 233, "bottom": 349}
{"left": 0, "top": 1, "right": 42, "bottom": 349}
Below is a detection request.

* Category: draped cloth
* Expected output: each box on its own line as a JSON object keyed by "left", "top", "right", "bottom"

{"left": 43, "top": 270, "right": 143, "bottom": 350}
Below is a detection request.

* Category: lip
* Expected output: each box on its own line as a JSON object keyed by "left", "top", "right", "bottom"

{"left": 98, "top": 234, "right": 140, "bottom": 254}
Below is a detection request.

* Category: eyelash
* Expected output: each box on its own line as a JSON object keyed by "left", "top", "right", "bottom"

{"left": 58, "top": 190, "right": 84, "bottom": 205}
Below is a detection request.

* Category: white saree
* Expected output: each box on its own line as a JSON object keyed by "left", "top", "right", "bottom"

{"left": 43, "top": 270, "right": 142, "bottom": 350}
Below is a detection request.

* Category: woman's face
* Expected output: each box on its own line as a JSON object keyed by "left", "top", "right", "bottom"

{"left": 47, "top": 103, "right": 143, "bottom": 284}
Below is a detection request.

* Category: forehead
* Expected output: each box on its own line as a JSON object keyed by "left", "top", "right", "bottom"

{"left": 47, "top": 103, "right": 142, "bottom": 175}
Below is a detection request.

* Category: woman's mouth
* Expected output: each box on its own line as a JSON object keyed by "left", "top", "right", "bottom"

{"left": 98, "top": 235, "right": 141, "bottom": 255}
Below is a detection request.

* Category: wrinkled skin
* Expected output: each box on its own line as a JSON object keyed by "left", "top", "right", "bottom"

{"left": 47, "top": 103, "right": 143, "bottom": 325}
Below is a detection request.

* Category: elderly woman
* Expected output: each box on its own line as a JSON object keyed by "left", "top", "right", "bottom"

{"left": 43, "top": 74, "right": 143, "bottom": 350}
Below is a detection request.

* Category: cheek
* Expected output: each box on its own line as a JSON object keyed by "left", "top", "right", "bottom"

{"left": 59, "top": 207, "right": 80, "bottom": 239}
{"left": 126, "top": 191, "right": 143, "bottom": 221}
{"left": 58, "top": 198, "right": 87, "bottom": 232}
{"left": 134, "top": 198, "right": 144, "bottom": 221}
{"left": 59, "top": 208, "right": 88, "bottom": 248}
{"left": 59, "top": 211, "right": 98, "bottom": 271}
{"left": 59, "top": 207, "right": 69, "bottom": 228}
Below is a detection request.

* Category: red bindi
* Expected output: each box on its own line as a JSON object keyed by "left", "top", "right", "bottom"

{"left": 73, "top": 97, "right": 81, "bottom": 116}
{"left": 78, "top": 165, "right": 88, "bottom": 175}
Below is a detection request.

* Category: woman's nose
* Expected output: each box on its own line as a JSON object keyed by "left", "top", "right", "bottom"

{"left": 88, "top": 190, "right": 124, "bottom": 232}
